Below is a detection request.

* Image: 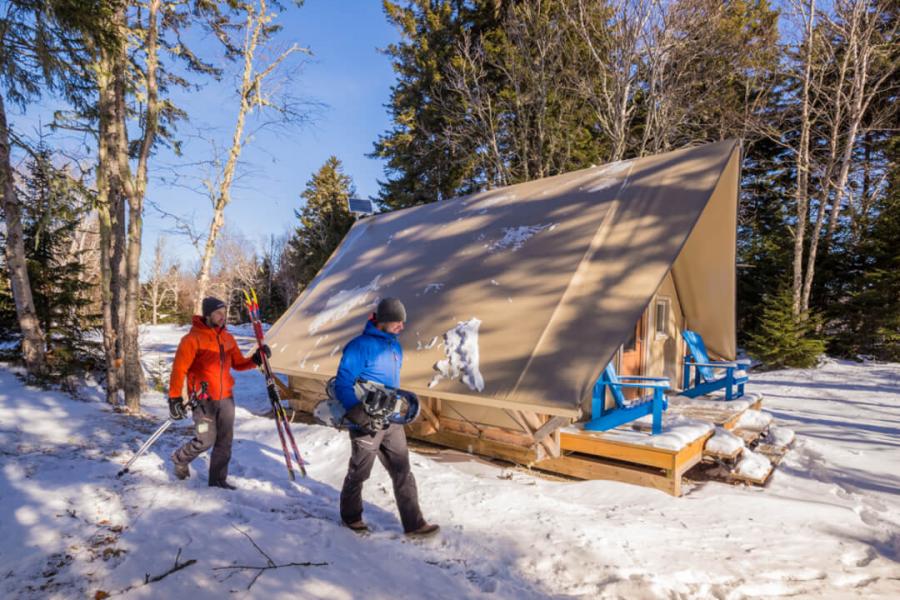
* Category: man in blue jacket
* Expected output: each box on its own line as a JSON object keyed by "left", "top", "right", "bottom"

{"left": 335, "top": 297, "right": 439, "bottom": 537}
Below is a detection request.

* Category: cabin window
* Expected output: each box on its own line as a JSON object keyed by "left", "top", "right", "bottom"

{"left": 654, "top": 297, "right": 670, "bottom": 339}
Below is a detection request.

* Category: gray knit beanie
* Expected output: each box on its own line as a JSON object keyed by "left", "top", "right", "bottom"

{"left": 375, "top": 297, "right": 406, "bottom": 323}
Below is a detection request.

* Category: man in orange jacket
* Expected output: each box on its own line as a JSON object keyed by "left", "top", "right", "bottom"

{"left": 168, "top": 297, "right": 269, "bottom": 489}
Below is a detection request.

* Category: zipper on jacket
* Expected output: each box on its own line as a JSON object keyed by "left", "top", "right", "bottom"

{"left": 216, "top": 329, "right": 225, "bottom": 401}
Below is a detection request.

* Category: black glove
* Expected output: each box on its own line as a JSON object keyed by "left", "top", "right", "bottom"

{"left": 252, "top": 344, "right": 272, "bottom": 366}
{"left": 345, "top": 402, "right": 376, "bottom": 435}
{"left": 168, "top": 397, "right": 187, "bottom": 420}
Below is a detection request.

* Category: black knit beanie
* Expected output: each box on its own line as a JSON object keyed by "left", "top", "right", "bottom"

{"left": 375, "top": 297, "right": 406, "bottom": 323}
{"left": 201, "top": 296, "right": 226, "bottom": 318}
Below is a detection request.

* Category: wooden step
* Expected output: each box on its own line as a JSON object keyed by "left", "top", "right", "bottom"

{"left": 754, "top": 443, "right": 790, "bottom": 467}
{"left": 732, "top": 427, "right": 766, "bottom": 446}
{"left": 703, "top": 444, "right": 743, "bottom": 461}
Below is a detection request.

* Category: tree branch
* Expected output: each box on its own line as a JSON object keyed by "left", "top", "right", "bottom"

{"left": 212, "top": 525, "right": 328, "bottom": 590}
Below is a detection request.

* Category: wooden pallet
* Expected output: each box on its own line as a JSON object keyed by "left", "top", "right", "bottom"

{"left": 732, "top": 427, "right": 766, "bottom": 446}
{"left": 727, "top": 461, "right": 775, "bottom": 486}
{"left": 703, "top": 444, "right": 743, "bottom": 461}
{"left": 754, "top": 443, "right": 791, "bottom": 467}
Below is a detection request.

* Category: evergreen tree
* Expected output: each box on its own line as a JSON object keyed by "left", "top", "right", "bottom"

{"left": 0, "top": 147, "right": 100, "bottom": 381}
{"left": 737, "top": 137, "right": 795, "bottom": 340}
{"left": 830, "top": 134, "right": 900, "bottom": 360}
{"left": 372, "top": 1, "right": 504, "bottom": 209}
{"left": 745, "top": 287, "right": 826, "bottom": 369}
{"left": 286, "top": 157, "right": 357, "bottom": 291}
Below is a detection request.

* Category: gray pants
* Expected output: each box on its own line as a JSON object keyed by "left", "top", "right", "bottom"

{"left": 340, "top": 424, "right": 426, "bottom": 533}
{"left": 173, "top": 397, "right": 235, "bottom": 484}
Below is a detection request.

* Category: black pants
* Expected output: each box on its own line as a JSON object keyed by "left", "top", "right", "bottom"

{"left": 340, "top": 424, "right": 426, "bottom": 533}
{"left": 173, "top": 397, "right": 235, "bottom": 484}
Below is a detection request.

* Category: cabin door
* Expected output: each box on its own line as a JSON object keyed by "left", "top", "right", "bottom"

{"left": 619, "top": 312, "right": 646, "bottom": 399}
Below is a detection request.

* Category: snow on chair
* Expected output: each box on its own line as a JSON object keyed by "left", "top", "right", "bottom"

{"left": 585, "top": 363, "right": 669, "bottom": 435}
{"left": 681, "top": 329, "right": 749, "bottom": 401}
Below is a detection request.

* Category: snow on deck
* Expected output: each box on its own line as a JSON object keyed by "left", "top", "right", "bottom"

{"left": 1, "top": 330, "right": 899, "bottom": 599}
{"left": 569, "top": 415, "right": 713, "bottom": 451}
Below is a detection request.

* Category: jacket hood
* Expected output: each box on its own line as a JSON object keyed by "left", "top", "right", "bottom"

{"left": 363, "top": 318, "right": 397, "bottom": 341}
{"left": 191, "top": 315, "right": 224, "bottom": 332}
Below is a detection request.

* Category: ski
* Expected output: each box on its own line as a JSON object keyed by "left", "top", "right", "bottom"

{"left": 243, "top": 288, "right": 307, "bottom": 479}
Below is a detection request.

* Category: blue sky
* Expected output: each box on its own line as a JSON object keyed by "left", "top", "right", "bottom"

{"left": 12, "top": 0, "right": 400, "bottom": 275}
{"left": 141, "top": 0, "right": 400, "bottom": 269}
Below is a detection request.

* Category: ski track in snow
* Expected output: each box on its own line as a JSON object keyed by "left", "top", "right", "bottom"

{"left": 1, "top": 327, "right": 899, "bottom": 599}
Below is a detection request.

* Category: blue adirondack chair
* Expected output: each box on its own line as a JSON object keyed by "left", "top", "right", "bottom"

{"left": 585, "top": 363, "right": 670, "bottom": 435}
{"left": 681, "top": 330, "right": 749, "bottom": 400}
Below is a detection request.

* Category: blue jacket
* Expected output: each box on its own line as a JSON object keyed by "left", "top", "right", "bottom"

{"left": 334, "top": 319, "right": 403, "bottom": 410}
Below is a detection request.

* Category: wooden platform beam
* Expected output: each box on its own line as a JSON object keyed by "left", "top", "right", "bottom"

{"left": 536, "top": 455, "right": 680, "bottom": 496}
{"left": 410, "top": 428, "right": 541, "bottom": 465}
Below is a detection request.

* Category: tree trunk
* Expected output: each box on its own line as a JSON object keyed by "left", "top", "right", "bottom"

{"left": 96, "top": 52, "right": 121, "bottom": 405}
{"left": 792, "top": 0, "right": 815, "bottom": 318}
{"left": 0, "top": 93, "right": 47, "bottom": 375}
{"left": 122, "top": 0, "right": 161, "bottom": 412}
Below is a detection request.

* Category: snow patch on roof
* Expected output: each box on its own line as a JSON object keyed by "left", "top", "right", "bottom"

{"left": 308, "top": 275, "right": 381, "bottom": 335}
{"left": 584, "top": 179, "right": 620, "bottom": 193}
{"left": 428, "top": 318, "right": 484, "bottom": 392}
{"left": 580, "top": 159, "right": 635, "bottom": 193}
{"left": 487, "top": 224, "right": 555, "bottom": 252}
{"left": 417, "top": 336, "right": 440, "bottom": 351}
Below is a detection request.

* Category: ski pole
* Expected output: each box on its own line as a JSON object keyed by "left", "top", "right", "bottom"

{"left": 116, "top": 390, "right": 204, "bottom": 478}
{"left": 116, "top": 418, "right": 174, "bottom": 477}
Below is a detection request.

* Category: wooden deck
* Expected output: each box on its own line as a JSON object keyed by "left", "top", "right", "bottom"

{"left": 281, "top": 374, "right": 784, "bottom": 496}
{"left": 543, "top": 425, "right": 712, "bottom": 496}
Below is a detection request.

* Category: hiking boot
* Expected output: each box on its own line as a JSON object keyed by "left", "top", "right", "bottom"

{"left": 209, "top": 479, "right": 237, "bottom": 490}
{"left": 405, "top": 523, "right": 440, "bottom": 538}
{"left": 171, "top": 454, "right": 189, "bottom": 480}
{"left": 344, "top": 520, "right": 369, "bottom": 533}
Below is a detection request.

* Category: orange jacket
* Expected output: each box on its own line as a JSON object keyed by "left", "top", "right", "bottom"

{"left": 168, "top": 316, "right": 257, "bottom": 401}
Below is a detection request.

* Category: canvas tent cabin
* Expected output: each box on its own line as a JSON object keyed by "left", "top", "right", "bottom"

{"left": 265, "top": 140, "right": 743, "bottom": 493}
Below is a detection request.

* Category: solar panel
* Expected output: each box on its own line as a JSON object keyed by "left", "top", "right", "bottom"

{"left": 348, "top": 198, "right": 375, "bottom": 214}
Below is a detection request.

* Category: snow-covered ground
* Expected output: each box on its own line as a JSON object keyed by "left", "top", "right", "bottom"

{"left": 1, "top": 324, "right": 898, "bottom": 599}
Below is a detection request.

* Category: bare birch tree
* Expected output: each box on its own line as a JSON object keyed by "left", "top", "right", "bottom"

{"left": 143, "top": 236, "right": 179, "bottom": 325}
{"left": 565, "top": 0, "right": 653, "bottom": 162}
{"left": 798, "top": 0, "right": 898, "bottom": 313}
{"left": 194, "top": 0, "right": 310, "bottom": 312}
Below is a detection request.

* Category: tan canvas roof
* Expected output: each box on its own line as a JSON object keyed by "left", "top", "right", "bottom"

{"left": 265, "top": 140, "right": 740, "bottom": 417}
